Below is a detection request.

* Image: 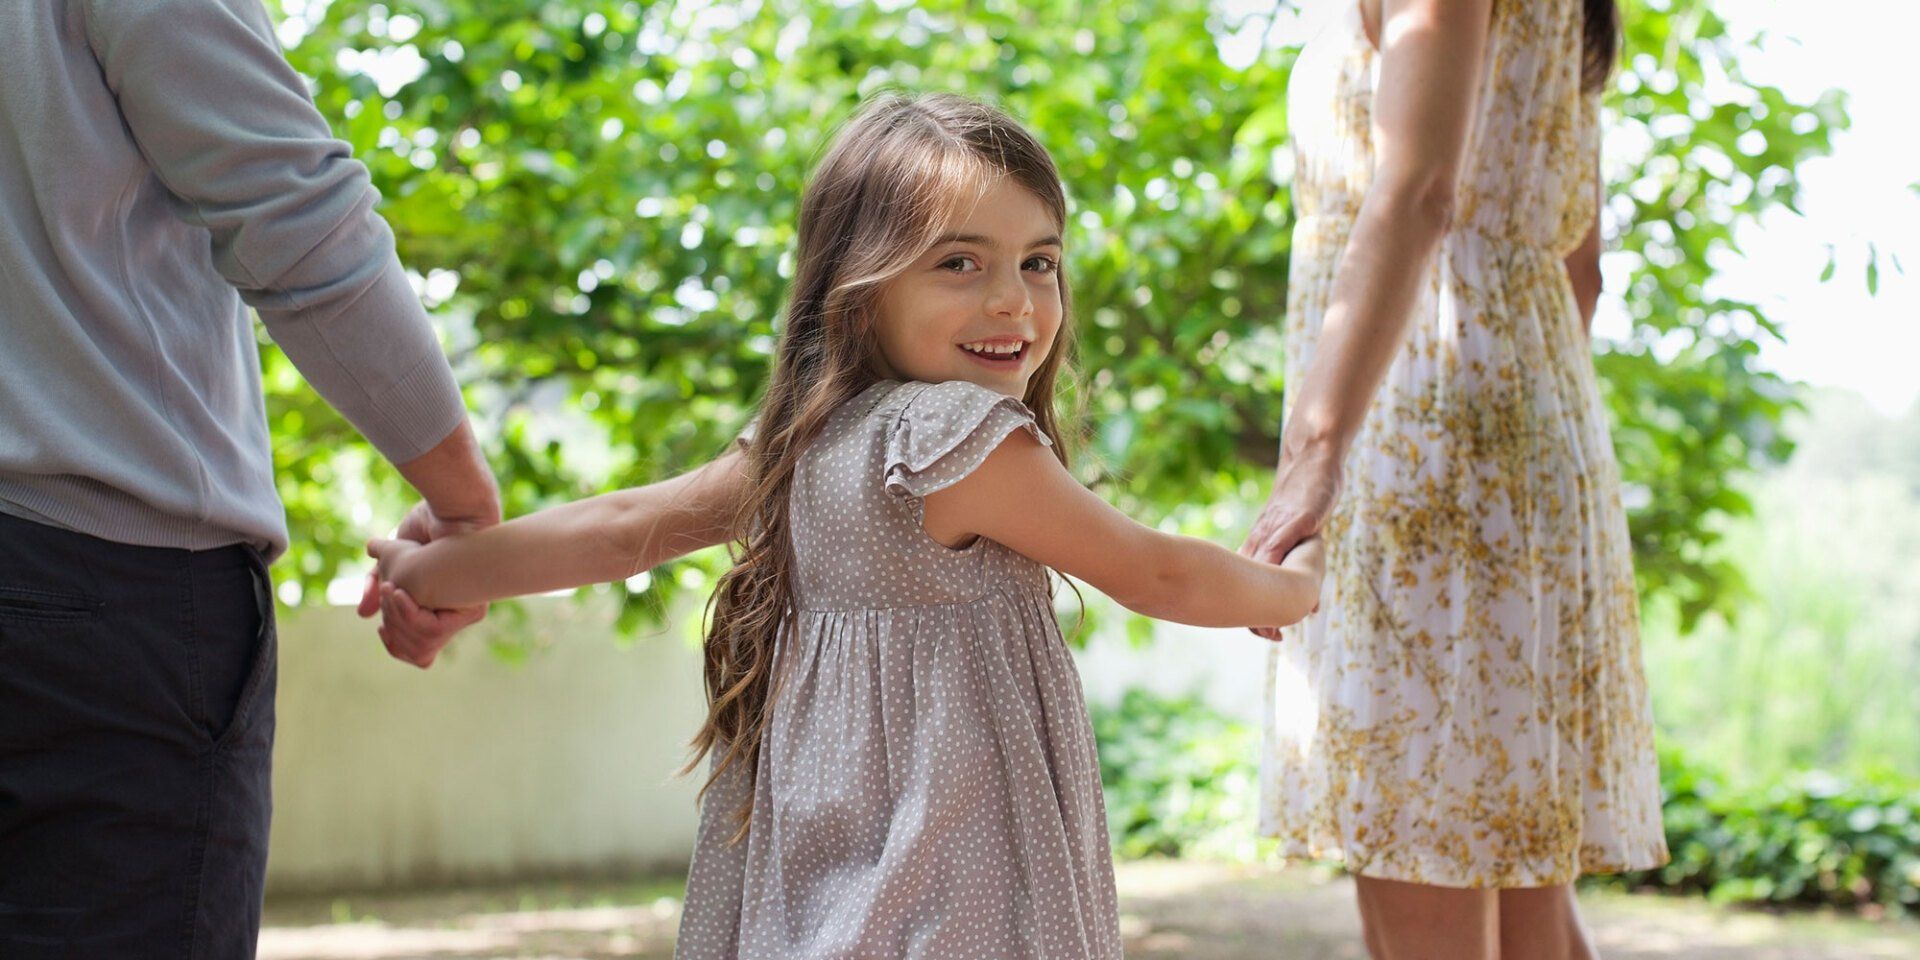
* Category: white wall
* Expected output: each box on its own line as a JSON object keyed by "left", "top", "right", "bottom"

{"left": 264, "top": 592, "right": 1262, "bottom": 893}
{"left": 1072, "top": 616, "right": 1271, "bottom": 725}
{"left": 266, "top": 594, "right": 710, "bottom": 893}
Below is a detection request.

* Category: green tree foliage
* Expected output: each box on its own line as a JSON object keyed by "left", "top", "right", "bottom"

{"left": 1642, "top": 391, "right": 1920, "bottom": 784}
{"left": 263, "top": 0, "right": 1843, "bottom": 632}
{"left": 1600, "top": 2, "right": 1847, "bottom": 625}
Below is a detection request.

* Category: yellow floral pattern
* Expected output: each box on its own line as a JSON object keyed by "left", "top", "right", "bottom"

{"left": 1260, "top": 0, "right": 1670, "bottom": 887}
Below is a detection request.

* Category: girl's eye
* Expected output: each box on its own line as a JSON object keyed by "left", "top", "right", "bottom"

{"left": 1023, "top": 255, "right": 1059, "bottom": 274}
{"left": 938, "top": 256, "right": 979, "bottom": 273}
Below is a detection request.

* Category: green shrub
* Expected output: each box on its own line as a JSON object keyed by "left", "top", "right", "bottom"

{"left": 1607, "top": 743, "right": 1920, "bottom": 914}
{"left": 1094, "top": 689, "right": 1920, "bottom": 914}
{"left": 1090, "top": 688, "right": 1263, "bottom": 861}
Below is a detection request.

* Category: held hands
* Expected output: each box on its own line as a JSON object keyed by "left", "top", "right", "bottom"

{"left": 1246, "top": 535, "right": 1326, "bottom": 642}
{"left": 1241, "top": 443, "right": 1343, "bottom": 642}
{"left": 356, "top": 501, "right": 489, "bottom": 669}
{"left": 1279, "top": 536, "right": 1328, "bottom": 590}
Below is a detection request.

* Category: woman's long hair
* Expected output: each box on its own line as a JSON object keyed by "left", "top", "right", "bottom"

{"left": 1582, "top": 0, "right": 1621, "bottom": 93}
{"left": 685, "top": 93, "right": 1076, "bottom": 840}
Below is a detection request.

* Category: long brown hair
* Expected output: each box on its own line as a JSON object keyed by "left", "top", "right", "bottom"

{"left": 685, "top": 93, "right": 1077, "bottom": 839}
{"left": 1582, "top": 0, "right": 1621, "bottom": 93}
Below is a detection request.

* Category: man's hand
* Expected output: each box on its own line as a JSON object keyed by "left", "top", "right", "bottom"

{"left": 357, "top": 422, "right": 500, "bottom": 668}
{"left": 373, "top": 578, "right": 481, "bottom": 670}
{"left": 357, "top": 501, "right": 489, "bottom": 668}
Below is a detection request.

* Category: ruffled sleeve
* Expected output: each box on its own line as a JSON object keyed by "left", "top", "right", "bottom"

{"left": 882, "top": 380, "right": 1053, "bottom": 500}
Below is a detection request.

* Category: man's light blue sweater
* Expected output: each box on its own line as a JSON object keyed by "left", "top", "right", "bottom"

{"left": 0, "top": 0, "right": 468, "bottom": 561}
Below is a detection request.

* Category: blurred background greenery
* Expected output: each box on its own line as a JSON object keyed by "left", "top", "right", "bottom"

{"left": 1093, "top": 389, "right": 1920, "bottom": 913}
{"left": 264, "top": 0, "right": 1840, "bottom": 628}
{"left": 256, "top": 0, "right": 1915, "bottom": 921}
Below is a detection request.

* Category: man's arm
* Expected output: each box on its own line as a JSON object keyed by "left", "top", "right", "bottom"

{"left": 81, "top": 0, "right": 471, "bottom": 467}
{"left": 83, "top": 0, "right": 498, "bottom": 663}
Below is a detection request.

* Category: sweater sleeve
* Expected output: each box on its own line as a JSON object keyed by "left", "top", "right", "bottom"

{"left": 82, "top": 0, "right": 466, "bottom": 463}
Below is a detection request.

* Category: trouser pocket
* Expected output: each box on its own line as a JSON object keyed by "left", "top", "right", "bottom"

{"left": 216, "top": 547, "right": 277, "bottom": 752}
{"left": 0, "top": 586, "right": 101, "bottom": 624}
{"left": 189, "top": 545, "right": 278, "bottom": 749}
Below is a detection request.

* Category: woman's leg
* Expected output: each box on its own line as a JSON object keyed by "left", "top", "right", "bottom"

{"left": 1354, "top": 875, "right": 1498, "bottom": 960}
{"left": 1496, "top": 884, "right": 1598, "bottom": 960}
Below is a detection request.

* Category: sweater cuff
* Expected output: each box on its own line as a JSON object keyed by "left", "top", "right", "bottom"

{"left": 363, "top": 349, "right": 467, "bottom": 463}
{"left": 292, "top": 258, "right": 469, "bottom": 464}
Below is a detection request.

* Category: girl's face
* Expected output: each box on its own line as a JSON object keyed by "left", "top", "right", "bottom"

{"left": 871, "top": 179, "right": 1063, "bottom": 398}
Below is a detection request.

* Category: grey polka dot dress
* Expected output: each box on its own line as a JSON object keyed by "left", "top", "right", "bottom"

{"left": 675, "top": 379, "right": 1122, "bottom": 960}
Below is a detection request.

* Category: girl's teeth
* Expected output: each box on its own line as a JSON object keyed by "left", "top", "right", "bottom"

{"left": 962, "top": 342, "right": 1022, "bottom": 356}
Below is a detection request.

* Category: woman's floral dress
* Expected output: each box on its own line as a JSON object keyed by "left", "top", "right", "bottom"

{"left": 1260, "top": 0, "right": 1671, "bottom": 887}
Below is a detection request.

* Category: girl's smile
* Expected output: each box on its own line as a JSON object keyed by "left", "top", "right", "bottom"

{"left": 957, "top": 336, "right": 1030, "bottom": 368}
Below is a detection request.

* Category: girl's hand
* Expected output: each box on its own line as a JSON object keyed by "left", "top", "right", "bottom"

{"left": 1246, "top": 537, "right": 1327, "bottom": 642}
{"left": 1279, "top": 536, "right": 1327, "bottom": 586}
{"left": 356, "top": 501, "right": 490, "bottom": 619}
{"left": 365, "top": 537, "right": 482, "bottom": 669}
{"left": 358, "top": 502, "right": 492, "bottom": 668}
{"left": 365, "top": 536, "right": 421, "bottom": 585}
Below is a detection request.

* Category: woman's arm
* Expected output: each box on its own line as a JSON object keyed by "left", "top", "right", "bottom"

{"left": 369, "top": 450, "right": 751, "bottom": 610}
{"left": 1283, "top": 0, "right": 1494, "bottom": 460}
{"left": 924, "top": 432, "right": 1323, "bottom": 629}
{"left": 1243, "top": 0, "right": 1494, "bottom": 570}
{"left": 1565, "top": 172, "right": 1604, "bottom": 333}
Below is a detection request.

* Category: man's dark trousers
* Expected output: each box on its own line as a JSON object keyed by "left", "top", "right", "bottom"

{"left": 0, "top": 512, "right": 277, "bottom": 958}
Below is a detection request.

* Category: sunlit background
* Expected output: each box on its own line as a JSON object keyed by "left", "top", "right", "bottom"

{"left": 248, "top": 1, "right": 1918, "bottom": 956}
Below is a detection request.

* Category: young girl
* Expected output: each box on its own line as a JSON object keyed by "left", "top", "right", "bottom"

{"left": 367, "top": 93, "right": 1323, "bottom": 959}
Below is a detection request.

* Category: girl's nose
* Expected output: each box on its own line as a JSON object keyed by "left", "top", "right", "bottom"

{"left": 985, "top": 264, "right": 1032, "bottom": 320}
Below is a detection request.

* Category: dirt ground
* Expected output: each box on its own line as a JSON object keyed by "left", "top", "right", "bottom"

{"left": 258, "top": 859, "right": 1920, "bottom": 960}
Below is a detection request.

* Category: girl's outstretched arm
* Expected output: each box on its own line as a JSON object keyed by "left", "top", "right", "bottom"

{"left": 923, "top": 431, "right": 1322, "bottom": 629}
{"left": 368, "top": 450, "right": 751, "bottom": 610}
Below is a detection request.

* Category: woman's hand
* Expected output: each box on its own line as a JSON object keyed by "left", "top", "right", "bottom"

{"left": 1240, "top": 445, "right": 1344, "bottom": 640}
